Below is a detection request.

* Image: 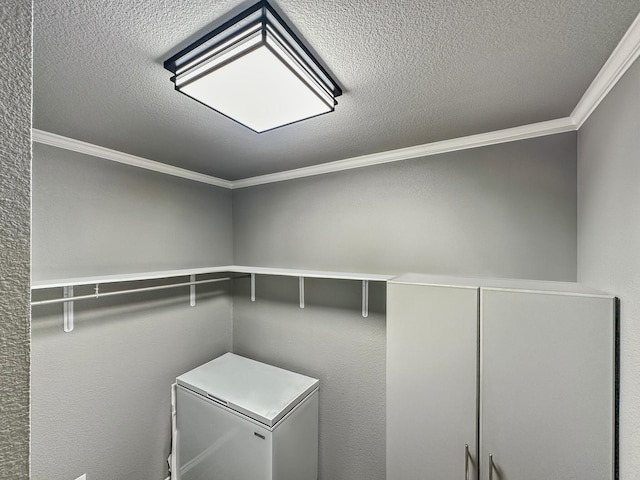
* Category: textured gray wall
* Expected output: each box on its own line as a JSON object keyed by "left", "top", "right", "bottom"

{"left": 31, "top": 145, "right": 234, "bottom": 480}
{"left": 0, "top": 1, "right": 31, "bottom": 478}
{"left": 233, "top": 133, "right": 578, "bottom": 280}
{"left": 577, "top": 57, "right": 640, "bottom": 480}
{"left": 232, "top": 134, "right": 578, "bottom": 480}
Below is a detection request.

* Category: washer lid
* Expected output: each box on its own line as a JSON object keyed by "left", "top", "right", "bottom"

{"left": 176, "top": 353, "right": 319, "bottom": 427}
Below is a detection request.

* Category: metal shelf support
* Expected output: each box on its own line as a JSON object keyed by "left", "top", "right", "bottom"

{"left": 63, "top": 286, "right": 74, "bottom": 332}
{"left": 362, "top": 280, "right": 369, "bottom": 318}
{"left": 251, "top": 273, "right": 256, "bottom": 302}
{"left": 190, "top": 274, "right": 196, "bottom": 307}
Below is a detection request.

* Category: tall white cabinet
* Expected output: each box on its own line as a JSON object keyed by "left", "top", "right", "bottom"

{"left": 387, "top": 274, "right": 616, "bottom": 480}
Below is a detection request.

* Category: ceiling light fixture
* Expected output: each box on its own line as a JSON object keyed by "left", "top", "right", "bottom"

{"left": 164, "top": 0, "right": 342, "bottom": 133}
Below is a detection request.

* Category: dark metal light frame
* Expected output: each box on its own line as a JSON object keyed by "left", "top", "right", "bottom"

{"left": 164, "top": 0, "right": 342, "bottom": 133}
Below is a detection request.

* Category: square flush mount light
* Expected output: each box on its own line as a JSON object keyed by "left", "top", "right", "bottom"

{"left": 164, "top": 0, "right": 342, "bottom": 133}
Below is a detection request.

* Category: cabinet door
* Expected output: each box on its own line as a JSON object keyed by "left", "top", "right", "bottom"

{"left": 480, "top": 290, "right": 615, "bottom": 480}
{"left": 387, "top": 283, "right": 478, "bottom": 480}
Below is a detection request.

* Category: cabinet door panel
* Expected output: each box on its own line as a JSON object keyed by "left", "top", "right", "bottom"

{"left": 480, "top": 290, "right": 614, "bottom": 480}
{"left": 387, "top": 284, "right": 478, "bottom": 480}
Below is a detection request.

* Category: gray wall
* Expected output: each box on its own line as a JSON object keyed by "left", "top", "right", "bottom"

{"left": 28, "top": 117, "right": 583, "bottom": 480}
{"left": 0, "top": 1, "right": 31, "bottom": 479}
{"left": 233, "top": 277, "right": 386, "bottom": 480}
{"left": 31, "top": 145, "right": 234, "bottom": 480}
{"left": 577, "top": 56, "right": 640, "bottom": 480}
{"left": 232, "top": 133, "right": 578, "bottom": 480}
{"left": 32, "top": 144, "right": 233, "bottom": 279}
{"left": 233, "top": 133, "right": 578, "bottom": 281}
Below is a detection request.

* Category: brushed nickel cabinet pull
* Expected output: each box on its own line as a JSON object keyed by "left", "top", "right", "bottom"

{"left": 489, "top": 454, "right": 494, "bottom": 480}
{"left": 464, "top": 444, "right": 470, "bottom": 480}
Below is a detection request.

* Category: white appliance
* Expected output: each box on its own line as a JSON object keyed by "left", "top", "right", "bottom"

{"left": 176, "top": 353, "right": 319, "bottom": 480}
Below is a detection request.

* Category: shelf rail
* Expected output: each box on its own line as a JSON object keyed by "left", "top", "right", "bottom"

{"left": 31, "top": 276, "right": 238, "bottom": 307}
{"left": 32, "top": 266, "right": 390, "bottom": 332}
{"left": 31, "top": 276, "right": 243, "bottom": 332}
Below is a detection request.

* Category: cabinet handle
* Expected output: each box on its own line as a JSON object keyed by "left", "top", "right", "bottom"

{"left": 464, "top": 444, "right": 470, "bottom": 480}
{"left": 489, "top": 454, "right": 494, "bottom": 480}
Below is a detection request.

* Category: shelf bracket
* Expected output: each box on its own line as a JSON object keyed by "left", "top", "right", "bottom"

{"left": 299, "top": 277, "right": 305, "bottom": 309}
{"left": 250, "top": 273, "right": 256, "bottom": 302}
{"left": 362, "top": 280, "right": 369, "bottom": 318}
{"left": 63, "top": 286, "right": 74, "bottom": 333}
{"left": 190, "top": 274, "right": 196, "bottom": 307}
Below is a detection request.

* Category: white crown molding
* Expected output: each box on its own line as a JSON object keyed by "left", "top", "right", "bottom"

{"left": 572, "top": 11, "right": 640, "bottom": 128}
{"left": 231, "top": 118, "right": 577, "bottom": 189}
{"left": 32, "top": 129, "right": 233, "bottom": 189}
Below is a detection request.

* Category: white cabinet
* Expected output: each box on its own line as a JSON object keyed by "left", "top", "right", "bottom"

{"left": 387, "top": 282, "right": 479, "bottom": 479}
{"left": 387, "top": 274, "right": 616, "bottom": 480}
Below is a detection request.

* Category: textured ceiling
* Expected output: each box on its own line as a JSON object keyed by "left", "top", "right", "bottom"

{"left": 34, "top": 0, "right": 640, "bottom": 180}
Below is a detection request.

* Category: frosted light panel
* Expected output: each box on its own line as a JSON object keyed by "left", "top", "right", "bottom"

{"left": 180, "top": 46, "right": 332, "bottom": 132}
{"left": 164, "top": 0, "right": 341, "bottom": 133}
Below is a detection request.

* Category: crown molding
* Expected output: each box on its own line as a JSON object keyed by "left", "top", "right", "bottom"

{"left": 33, "top": 118, "right": 576, "bottom": 190}
{"left": 32, "top": 129, "right": 233, "bottom": 189}
{"left": 231, "top": 118, "right": 577, "bottom": 189}
{"left": 571, "top": 11, "right": 640, "bottom": 128}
